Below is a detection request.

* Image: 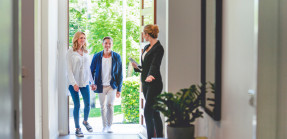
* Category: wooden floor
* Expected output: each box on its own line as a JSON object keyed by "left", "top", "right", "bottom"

{"left": 58, "top": 133, "right": 142, "bottom": 139}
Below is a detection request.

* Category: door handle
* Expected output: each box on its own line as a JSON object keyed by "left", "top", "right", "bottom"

{"left": 22, "top": 66, "right": 28, "bottom": 78}
{"left": 248, "top": 89, "right": 256, "bottom": 107}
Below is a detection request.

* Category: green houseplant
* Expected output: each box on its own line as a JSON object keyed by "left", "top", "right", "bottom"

{"left": 153, "top": 84, "right": 204, "bottom": 139}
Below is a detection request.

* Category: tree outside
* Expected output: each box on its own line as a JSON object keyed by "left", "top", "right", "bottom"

{"left": 69, "top": 0, "right": 141, "bottom": 70}
{"left": 69, "top": 0, "right": 141, "bottom": 124}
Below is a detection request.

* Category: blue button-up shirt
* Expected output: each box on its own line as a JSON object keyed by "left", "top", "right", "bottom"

{"left": 90, "top": 51, "right": 123, "bottom": 93}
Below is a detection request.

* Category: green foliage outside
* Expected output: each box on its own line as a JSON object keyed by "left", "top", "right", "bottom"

{"left": 85, "top": 105, "right": 122, "bottom": 117}
{"left": 80, "top": 94, "right": 122, "bottom": 118}
{"left": 69, "top": 0, "right": 141, "bottom": 67}
{"left": 121, "top": 76, "right": 140, "bottom": 123}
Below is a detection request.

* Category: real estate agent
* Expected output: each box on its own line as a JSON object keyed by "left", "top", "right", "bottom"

{"left": 132, "top": 24, "right": 164, "bottom": 139}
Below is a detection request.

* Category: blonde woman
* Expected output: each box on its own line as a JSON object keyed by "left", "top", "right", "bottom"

{"left": 67, "top": 31, "right": 96, "bottom": 137}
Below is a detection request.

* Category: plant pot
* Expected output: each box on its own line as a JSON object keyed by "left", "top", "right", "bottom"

{"left": 167, "top": 125, "right": 194, "bottom": 139}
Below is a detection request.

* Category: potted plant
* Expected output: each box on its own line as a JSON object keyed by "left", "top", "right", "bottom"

{"left": 153, "top": 84, "right": 204, "bottom": 139}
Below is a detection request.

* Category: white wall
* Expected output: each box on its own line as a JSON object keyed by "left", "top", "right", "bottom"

{"left": 157, "top": 0, "right": 168, "bottom": 93}
{"left": 156, "top": 0, "right": 201, "bottom": 138}
{"left": 167, "top": 0, "right": 201, "bottom": 137}
{"left": 157, "top": 0, "right": 168, "bottom": 137}
{"left": 41, "top": 0, "right": 59, "bottom": 138}
{"left": 168, "top": 0, "right": 201, "bottom": 93}
{"left": 197, "top": 0, "right": 257, "bottom": 139}
{"left": 58, "top": 0, "right": 69, "bottom": 135}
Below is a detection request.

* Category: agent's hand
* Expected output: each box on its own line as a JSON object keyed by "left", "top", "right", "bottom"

{"left": 145, "top": 75, "right": 155, "bottom": 82}
{"left": 116, "top": 91, "right": 121, "bottom": 98}
{"left": 91, "top": 84, "right": 97, "bottom": 91}
{"left": 131, "top": 62, "right": 138, "bottom": 69}
{"left": 73, "top": 84, "right": 79, "bottom": 92}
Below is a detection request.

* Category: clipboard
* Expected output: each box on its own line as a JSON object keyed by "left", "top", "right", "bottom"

{"left": 128, "top": 57, "right": 140, "bottom": 67}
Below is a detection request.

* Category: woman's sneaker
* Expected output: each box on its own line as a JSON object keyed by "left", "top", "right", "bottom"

{"left": 83, "top": 121, "right": 93, "bottom": 132}
{"left": 75, "top": 128, "right": 84, "bottom": 137}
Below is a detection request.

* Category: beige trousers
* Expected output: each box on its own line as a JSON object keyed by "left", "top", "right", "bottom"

{"left": 98, "top": 86, "right": 117, "bottom": 128}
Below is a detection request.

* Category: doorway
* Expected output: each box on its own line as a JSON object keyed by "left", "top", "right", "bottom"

{"left": 67, "top": 0, "right": 143, "bottom": 136}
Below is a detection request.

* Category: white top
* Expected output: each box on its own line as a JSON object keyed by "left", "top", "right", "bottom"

{"left": 101, "top": 57, "right": 112, "bottom": 86}
{"left": 66, "top": 48, "right": 93, "bottom": 87}
{"left": 142, "top": 51, "right": 147, "bottom": 61}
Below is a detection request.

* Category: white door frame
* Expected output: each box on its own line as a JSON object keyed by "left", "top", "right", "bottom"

{"left": 58, "top": 0, "right": 69, "bottom": 135}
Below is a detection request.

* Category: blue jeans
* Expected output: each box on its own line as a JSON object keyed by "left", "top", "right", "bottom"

{"left": 69, "top": 85, "right": 90, "bottom": 128}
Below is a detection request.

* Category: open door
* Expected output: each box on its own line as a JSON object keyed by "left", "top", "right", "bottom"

{"left": 139, "top": 0, "right": 156, "bottom": 138}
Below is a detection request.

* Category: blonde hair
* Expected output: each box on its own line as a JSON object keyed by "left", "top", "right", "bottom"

{"left": 72, "top": 31, "right": 88, "bottom": 53}
{"left": 144, "top": 24, "right": 159, "bottom": 38}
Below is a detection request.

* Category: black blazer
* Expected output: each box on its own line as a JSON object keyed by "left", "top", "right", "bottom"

{"left": 135, "top": 41, "right": 164, "bottom": 83}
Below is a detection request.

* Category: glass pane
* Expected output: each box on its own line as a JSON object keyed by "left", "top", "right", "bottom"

{"left": 0, "top": 0, "right": 14, "bottom": 138}
{"left": 143, "top": 15, "right": 153, "bottom": 25}
{"left": 143, "top": 0, "right": 153, "bottom": 8}
{"left": 205, "top": 0, "right": 216, "bottom": 111}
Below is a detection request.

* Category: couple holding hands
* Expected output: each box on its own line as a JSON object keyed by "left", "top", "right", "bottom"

{"left": 67, "top": 24, "right": 164, "bottom": 139}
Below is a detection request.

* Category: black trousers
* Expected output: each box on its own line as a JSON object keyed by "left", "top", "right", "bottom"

{"left": 142, "top": 81, "right": 163, "bottom": 139}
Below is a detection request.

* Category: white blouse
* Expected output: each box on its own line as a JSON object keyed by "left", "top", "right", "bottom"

{"left": 142, "top": 51, "right": 147, "bottom": 61}
{"left": 66, "top": 48, "right": 93, "bottom": 87}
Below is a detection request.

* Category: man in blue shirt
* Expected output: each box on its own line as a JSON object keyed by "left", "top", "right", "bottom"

{"left": 90, "top": 36, "right": 123, "bottom": 133}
